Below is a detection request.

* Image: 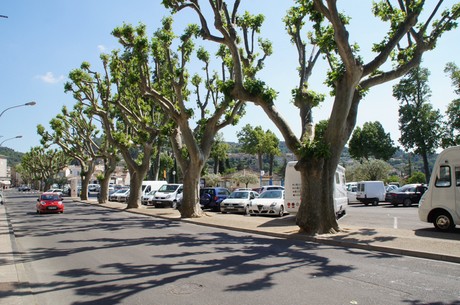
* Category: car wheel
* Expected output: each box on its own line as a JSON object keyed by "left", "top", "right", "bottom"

{"left": 278, "top": 205, "right": 284, "bottom": 217}
{"left": 433, "top": 212, "right": 455, "bottom": 232}
{"left": 372, "top": 199, "right": 379, "bottom": 206}
{"left": 402, "top": 198, "right": 412, "bottom": 207}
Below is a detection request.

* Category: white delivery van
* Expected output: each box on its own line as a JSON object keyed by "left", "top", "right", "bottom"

{"left": 284, "top": 161, "right": 347, "bottom": 218}
{"left": 346, "top": 182, "right": 359, "bottom": 204}
{"left": 152, "top": 183, "right": 183, "bottom": 208}
{"left": 356, "top": 181, "right": 386, "bottom": 206}
{"left": 141, "top": 180, "right": 167, "bottom": 197}
{"left": 419, "top": 146, "right": 460, "bottom": 231}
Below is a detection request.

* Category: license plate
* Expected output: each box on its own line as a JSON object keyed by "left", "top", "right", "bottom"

{"left": 47, "top": 206, "right": 57, "bottom": 210}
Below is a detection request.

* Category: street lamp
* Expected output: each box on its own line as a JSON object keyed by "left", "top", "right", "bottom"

{"left": 0, "top": 135, "right": 22, "bottom": 147}
{"left": 0, "top": 101, "right": 36, "bottom": 118}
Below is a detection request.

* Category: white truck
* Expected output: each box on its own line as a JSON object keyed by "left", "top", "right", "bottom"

{"left": 356, "top": 181, "right": 386, "bottom": 206}
{"left": 284, "top": 161, "right": 348, "bottom": 218}
{"left": 419, "top": 146, "right": 460, "bottom": 231}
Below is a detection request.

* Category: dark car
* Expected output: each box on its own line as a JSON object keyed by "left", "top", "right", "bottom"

{"left": 389, "top": 184, "right": 428, "bottom": 207}
{"left": 200, "top": 187, "right": 231, "bottom": 211}
{"left": 384, "top": 184, "right": 398, "bottom": 202}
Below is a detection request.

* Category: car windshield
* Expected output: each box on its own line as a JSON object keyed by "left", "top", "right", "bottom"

{"left": 158, "top": 185, "right": 179, "bottom": 193}
{"left": 41, "top": 194, "right": 60, "bottom": 201}
{"left": 228, "top": 191, "right": 248, "bottom": 199}
{"left": 259, "top": 190, "right": 283, "bottom": 199}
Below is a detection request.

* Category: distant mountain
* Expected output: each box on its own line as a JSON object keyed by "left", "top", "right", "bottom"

{"left": 0, "top": 147, "right": 24, "bottom": 167}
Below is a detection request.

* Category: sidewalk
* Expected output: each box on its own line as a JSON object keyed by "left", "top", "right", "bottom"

{"left": 83, "top": 199, "right": 460, "bottom": 264}
{"left": 0, "top": 204, "right": 35, "bottom": 305}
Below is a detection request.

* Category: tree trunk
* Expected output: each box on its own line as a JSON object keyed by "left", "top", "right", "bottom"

{"left": 421, "top": 148, "right": 431, "bottom": 184}
{"left": 179, "top": 162, "right": 204, "bottom": 218}
{"left": 79, "top": 162, "right": 94, "bottom": 201}
{"left": 98, "top": 156, "right": 117, "bottom": 204}
{"left": 295, "top": 158, "right": 340, "bottom": 235}
{"left": 126, "top": 169, "right": 145, "bottom": 209}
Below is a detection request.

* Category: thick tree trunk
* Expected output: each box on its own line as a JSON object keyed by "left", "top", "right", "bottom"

{"left": 98, "top": 156, "right": 117, "bottom": 204}
{"left": 126, "top": 169, "right": 145, "bottom": 209}
{"left": 295, "top": 159, "right": 340, "bottom": 235}
{"left": 179, "top": 162, "right": 204, "bottom": 218}
{"left": 79, "top": 162, "right": 94, "bottom": 201}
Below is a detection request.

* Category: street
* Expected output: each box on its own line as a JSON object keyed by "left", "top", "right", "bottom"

{"left": 340, "top": 202, "right": 429, "bottom": 230}
{"left": 3, "top": 193, "right": 460, "bottom": 305}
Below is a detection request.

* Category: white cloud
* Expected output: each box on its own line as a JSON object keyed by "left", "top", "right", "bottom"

{"left": 97, "top": 44, "right": 106, "bottom": 52}
{"left": 36, "top": 72, "right": 64, "bottom": 84}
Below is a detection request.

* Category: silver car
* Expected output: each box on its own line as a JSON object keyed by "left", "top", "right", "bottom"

{"left": 248, "top": 190, "right": 286, "bottom": 217}
{"left": 221, "top": 190, "right": 259, "bottom": 214}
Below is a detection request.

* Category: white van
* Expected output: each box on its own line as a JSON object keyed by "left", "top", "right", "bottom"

{"left": 152, "top": 183, "right": 183, "bottom": 208}
{"left": 419, "top": 146, "right": 460, "bottom": 231}
{"left": 141, "top": 180, "right": 167, "bottom": 197}
{"left": 346, "top": 182, "right": 359, "bottom": 204}
{"left": 284, "top": 161, "right": 347, "bottom": 218}
{"left": 356, "top": 181, "right": 386, "bottom": 206}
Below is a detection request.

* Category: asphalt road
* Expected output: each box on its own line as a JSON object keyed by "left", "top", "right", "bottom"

{"left": 5, "top": 193, "right": 460, "bottom": 305}
{"left": 340, "top": 202, "right": 428, "bottom": 231}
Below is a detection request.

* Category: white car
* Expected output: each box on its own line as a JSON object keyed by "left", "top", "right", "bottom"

{"left": 116, "top": 189, "right": 130, "bottom": 202}
{"left": 109, "top": 188, "right": 129, "bottom": 201}
{"left": 221, "top": 190, "right": 259, "bottom": 214}
{"left": 141, "top": 190, "right": 156, "bottom": 206}
{"left": 248, "top": 190, "right": 286, "bottom": 217}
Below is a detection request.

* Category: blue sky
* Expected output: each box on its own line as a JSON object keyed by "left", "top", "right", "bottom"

{"left": 1, "top": 1, "right": 459, "bottom": 153}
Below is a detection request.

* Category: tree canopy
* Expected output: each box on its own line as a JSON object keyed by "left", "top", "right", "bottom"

{"left": 348, "top": 121, "right": 397, "bottom": 162}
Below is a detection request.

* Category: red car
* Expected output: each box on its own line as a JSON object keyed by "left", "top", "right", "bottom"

{"left": 36, "top": 192, "right": 64, "bottom": 214}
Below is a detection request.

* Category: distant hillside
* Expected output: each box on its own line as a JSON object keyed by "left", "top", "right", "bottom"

{"left": 0, "top": 147, "right": 23, "bottom": 167}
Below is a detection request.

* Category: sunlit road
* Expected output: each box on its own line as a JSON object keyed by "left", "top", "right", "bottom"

{"left": 4, "top": 193, "right": 460, "bottom": 305}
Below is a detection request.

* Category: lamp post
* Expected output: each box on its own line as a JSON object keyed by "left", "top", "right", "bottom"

{"left": 0, "top": 135, "right": 22, "bottom": 147}
{"left": 0, "top": 101, "right": 36, "bottom": 118}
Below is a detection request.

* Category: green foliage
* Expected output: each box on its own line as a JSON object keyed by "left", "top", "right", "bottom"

{"left": 202, "top": 173, "right": 222, "bottom": 187}
{"left": 407, "top": 171, "right": 426, "bottom": 184}
{"left": 232, "top": 172, "right": 259, "bottom": 188}
{"left": 393, "top": 67, "right": 443, "bottom": 155}
{"left": 442, "top": 62, "right": 460, "bottom": 147}
{"left": 353, "top": 159, "right": 392, "bottom": 181}
{"left": 349, "top": 121, "right": 397, "bottom": 161}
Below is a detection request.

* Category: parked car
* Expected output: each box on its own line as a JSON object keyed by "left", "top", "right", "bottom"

{"left": 220, "top": 190, "right": 259, "bottom": 214}
{"left": 200, "top": 187, "right": 231, "bottom": 211}
{"left": 18, "top": 185, "right": 31, "bottom": 191}
{"left": 248, "top": 189, "right": 286, "bottom": 217}
{"left": 141, "top": 190, "right": 157, "bottom": 206}
{"left": 152, "top": 184, "right": 183, "bottom": 208}
{"left": 88, "top": 184, "right": 100, "bottom": 192}
{"left": 36, "top": 192, "right": 64, "bottom": 214}
{"left": 356, "top": 181, "right": 386, "bottom": 206}
{"left": 389, "top": 184, "right": 428, "bottom": 207}
{"left": 346, "top": 182, "right": 359, "bottom": 204}
{"left": 109, "top": 187, "right": 129, "bottom": 201}
{"left": 258, "top": 185, "right": 284, "bottom": 194}
{"left": 45, "top": 188, "right": 64, "bottom": 197}
{"left": 384, "top": 184, "right": 399, "bottom": 202}
{"left": 116, "top": 188, "right": 130, "bottom": 202}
